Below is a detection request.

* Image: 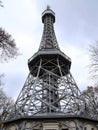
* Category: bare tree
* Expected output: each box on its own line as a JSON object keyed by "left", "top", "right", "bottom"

{"left": 0, "top": 1, "right": 19, "bottom": 61}
{"left": 89, "top": 41, "right": 98, "bottom": 82}
{"left": 0, "top": 0, "right": 3, "bottom": 7}
{"left": 0, "top": 2, "right": 18, "bottom": 127}
{"left": 0, "top": 76, "right": 14, "bottom": 122}
{"left": 0, "top": 74, "right": 4, "bottom": 86}
{"left": 0, "top": 87, "right": 14, "bottom": 129}
{"left": 0, "top": 28, "right": 19, "bottom": 120}
{"left": 0, "top": 28, "right": 18, "bottom": 122}
{"left": 81, "top": 86, "right": 98, "bottom": 119}
{"left": 0, "top": 28, "right": 19, "bottom": 61}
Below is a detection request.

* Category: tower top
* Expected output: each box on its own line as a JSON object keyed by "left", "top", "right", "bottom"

{"left": 39, "top": 7, "right": 59, "bottom": 50}
{"left": 42, "top": 6, "right": 55, "bottom": 23}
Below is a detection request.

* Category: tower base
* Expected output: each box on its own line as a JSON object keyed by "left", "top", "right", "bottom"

{"left": 3, "top": 115, "right": 98, "bottom": 130}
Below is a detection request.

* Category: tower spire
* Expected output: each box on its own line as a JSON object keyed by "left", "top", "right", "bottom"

{"left": 47, "top": 5, "right": 50, "bottom": 10}
{"left": 39, "top": 6, "right": 60, "bottom": 50}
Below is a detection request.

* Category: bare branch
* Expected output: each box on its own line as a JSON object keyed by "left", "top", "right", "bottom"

{"left": 0, "top": 1, "right": 4, "bottom": 7}
{"left": 0, "top": 28, "right": 19, "bottom": 61}
{"left": 88, "top": 41, "right": 98, "bottom": 83}
{"left": 0, "top": 74, "right": 4, "bottom": 86}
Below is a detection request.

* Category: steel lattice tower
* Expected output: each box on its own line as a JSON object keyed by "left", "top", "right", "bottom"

{"left": 2, "top": 6, "right": 98, "bottom": 130}
{"left": 12, "top": 6, "right": 86, "bottom": 117}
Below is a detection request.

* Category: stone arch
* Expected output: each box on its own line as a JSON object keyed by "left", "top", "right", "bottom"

{"left": 60, "top": 120, "right": 76, "bottom": 130}
{"left": 5, "top": 123, "right": 18, "bottom": 130}
{"left": 83, "top": 122, "right": 97, "bottom": 130}
{"left": 25, "top": 121, "right": 41, "bottom": 130}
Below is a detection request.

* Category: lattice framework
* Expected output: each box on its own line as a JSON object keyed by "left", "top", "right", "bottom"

{"left": 14, "top": 56, "right": 85, "bottom": 117}
{"left": 3, "top": 6, "right": 98, "bottom": 121}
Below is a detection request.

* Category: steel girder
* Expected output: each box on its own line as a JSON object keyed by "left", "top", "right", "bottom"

{"left": 13, "top": 57, "right": 85, "bottom": 117}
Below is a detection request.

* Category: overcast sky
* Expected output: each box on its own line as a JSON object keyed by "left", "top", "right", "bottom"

{"left": 0, "top": 0, "right": 98, "bottom": 100}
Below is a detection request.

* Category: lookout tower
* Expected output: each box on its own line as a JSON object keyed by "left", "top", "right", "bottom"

{"left": 15, "top": 6, "right": 80, "bottom": 116}
{"left": 2, "top": 7, "right": 98, "bottom": 130}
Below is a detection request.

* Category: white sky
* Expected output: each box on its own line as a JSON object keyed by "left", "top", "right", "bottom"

{"left": 0, "top": 0, "right": 98, "bottom": 100}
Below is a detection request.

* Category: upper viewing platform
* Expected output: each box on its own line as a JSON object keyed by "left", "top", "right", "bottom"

{"left": 42, "top": 5, "right": 55, "bottom": 23}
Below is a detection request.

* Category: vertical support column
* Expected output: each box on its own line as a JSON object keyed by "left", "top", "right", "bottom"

{"left": 40, "top": 123, "right": 43, "bottom": 130}
{"left": 58, "top": 123, "right": 62, "bottom": 130}
{"left": 21, "top": 121, "right": 26, "bottom": 130}
{"left": 75, "top": 120, "right": 83, "bottom": 130}
{"left": 26, "top": 58, "right": 42, "bottom": 113}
